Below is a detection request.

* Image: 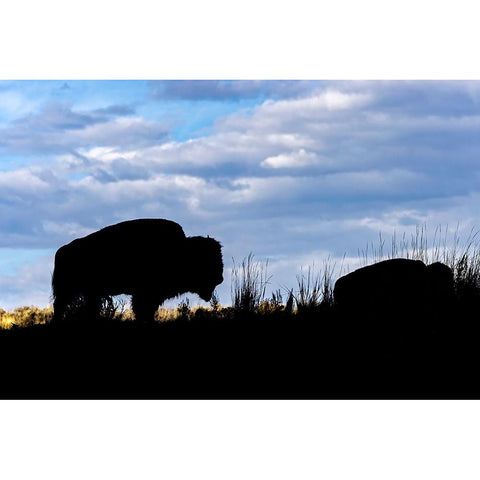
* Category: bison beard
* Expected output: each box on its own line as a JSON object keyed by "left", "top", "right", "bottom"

{"left": 51, "top": 219, "right": 223, "bottom": 323}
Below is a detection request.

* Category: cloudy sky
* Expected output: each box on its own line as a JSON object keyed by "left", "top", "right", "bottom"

{"left": 1, "top": 80, "right": 480, "bottom": 309}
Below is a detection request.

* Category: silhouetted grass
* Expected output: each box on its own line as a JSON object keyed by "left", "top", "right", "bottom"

{"left": 293, "top": 258, "right": 336, "bottom": 314}
{"left": 357, "top": 223, "right": 480, "bottom": 298}
{"left": 231, "top": 253, "right": 270, "bottom": 313}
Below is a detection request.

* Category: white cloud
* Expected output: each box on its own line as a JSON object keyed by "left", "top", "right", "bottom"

{"left": 217, "top": 89, "right": 373, "bottom": 132}
{"left": 0, "top": 168, "right": 48, "bottom": 188}
{"left": 341, "top": 211, "right": 428, "bottom": 234}
{"left": 262, "top": 89, "right": 373, "bottom": 115}
{"left": 261, "top": 149, "right": 320, "bottom": 168}
{"left": 65, "top": 116, "right": 168, "bottom": 147}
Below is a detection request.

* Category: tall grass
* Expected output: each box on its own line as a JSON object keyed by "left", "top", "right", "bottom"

{"left": 230, "top": 253, "right": 337, "bottom": 315}
{"left": 293, "top": 257, "right": 337, "bottom": 313}
{"left": 231, "top": 253, "right": 270, "bottom": 312}
{"left": 294, "top": 265, "right": 322, "bottom": 313}
{"left": 357, "top": 223, "right": 480, "bottom": 295}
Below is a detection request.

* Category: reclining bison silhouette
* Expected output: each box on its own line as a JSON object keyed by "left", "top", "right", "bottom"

{"left": 333, "top": 258, "right": 455, "bottom": 318}
{"left": 52, "top": 219, "right": 223, "bottom": 323}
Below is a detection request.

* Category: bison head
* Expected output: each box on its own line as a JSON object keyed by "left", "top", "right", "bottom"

{"left": 185, "top": 236, "right": 224, "bottom": 302}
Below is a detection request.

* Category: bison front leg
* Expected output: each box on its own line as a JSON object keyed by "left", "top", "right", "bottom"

{"left": 131, "top": 293, "right": 159, "bottom": 324}
{"left": 84, "top": 294, "right": 102, "bottom": 321}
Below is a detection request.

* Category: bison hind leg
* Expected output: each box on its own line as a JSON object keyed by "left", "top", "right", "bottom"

{"left": 131, "top": 293, "right": 159, "bottom": 324}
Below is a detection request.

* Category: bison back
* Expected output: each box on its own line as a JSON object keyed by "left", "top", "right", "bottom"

{"left": 52, "top": 219, "right": 187, "bottom": 298}
{"left": 333, "top": 258, "right": 429, "bottom": 316}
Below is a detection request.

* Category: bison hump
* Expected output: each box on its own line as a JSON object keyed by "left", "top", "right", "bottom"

{"left": 98, "top": 219, "right": 185, "bottom": 239}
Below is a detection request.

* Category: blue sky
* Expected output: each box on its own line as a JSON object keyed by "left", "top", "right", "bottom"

{"left": 1, "top": 80, "right": 480, "bottom": 309}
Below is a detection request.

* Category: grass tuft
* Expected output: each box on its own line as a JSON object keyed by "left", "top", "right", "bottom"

{"left": 231, "top": 253, "right": 271, "bottom": 313}
{"left": 293, "top": 257, "right": 336, "bottom": 314}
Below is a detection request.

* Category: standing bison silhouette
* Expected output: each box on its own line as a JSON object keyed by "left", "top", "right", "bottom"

{"left": 333, "top": 258, "right": 454, "bottom": 317}
{"left": 52, "top": 219, "right": 223, "bottom": 322}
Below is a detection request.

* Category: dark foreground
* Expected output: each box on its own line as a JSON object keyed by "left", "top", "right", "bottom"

{"left": 1, "top": 304, "right": 480, "bottom": 399}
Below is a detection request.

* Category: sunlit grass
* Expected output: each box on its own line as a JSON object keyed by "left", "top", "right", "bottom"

{"left": 0, "top": 312, "right": 16, "bottom": 329}
{"left": 0, "top": 306, "right": 53, "bottom": 329}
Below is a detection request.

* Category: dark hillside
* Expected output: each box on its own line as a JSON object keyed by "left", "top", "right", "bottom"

{"left": 1, "top": 300, "right": 480, "bottom": 399}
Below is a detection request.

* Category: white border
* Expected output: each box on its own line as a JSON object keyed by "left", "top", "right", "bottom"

{"left": 1, "top": 0, "right": 480, "bottom": 78}
{"left": 1, "top": 400, "right": 480, "bottom": 479}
